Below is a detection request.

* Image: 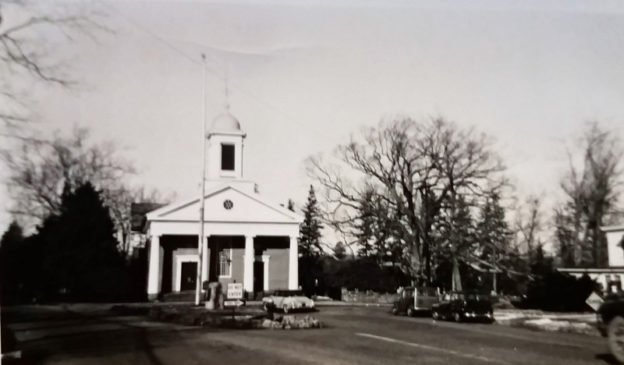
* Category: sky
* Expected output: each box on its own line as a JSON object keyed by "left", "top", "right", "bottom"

{"left": 1, "top": 0, "right": 624, "bottom": 238}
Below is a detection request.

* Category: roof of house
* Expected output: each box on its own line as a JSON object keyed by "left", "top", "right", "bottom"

{"left": 602, "top": 224, "right": 624, "bottom": 233}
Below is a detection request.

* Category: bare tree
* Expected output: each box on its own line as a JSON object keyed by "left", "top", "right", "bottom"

{"left": 107, "top": 184, "right": 176, "bottom": 254}
{"left": 1, "top": 126, "right": 151, "bottom": 253}
{"left": 555, "top": 122, "right": 623, "bottom": 267}
{"left": 514, "top": 195, "right": 544, "bottom": 263}
{"left": 3, "top": 127, "right": 131, "bottom": 219}
{"left": 0, "top": 1, "right": 105, "bottom": 130}
{"left": 307, "top": 117, "right": 505, "bottom": 284}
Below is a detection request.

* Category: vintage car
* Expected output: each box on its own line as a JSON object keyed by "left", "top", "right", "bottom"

{"left": 597, "top": 293, "right": 624, "bottom": 363}
{"left": 431, "top": 292, "right": 494, "bottom": 323}
{"left": 262, "top": 290, "right": 315, "bottom": 313}
{"left": 392, "top": 287, "right": 440, "bottom": 316}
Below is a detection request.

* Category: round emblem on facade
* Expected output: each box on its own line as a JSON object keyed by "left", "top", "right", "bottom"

{"left": 223, "top": 199, "right": 234, "bottom": 210}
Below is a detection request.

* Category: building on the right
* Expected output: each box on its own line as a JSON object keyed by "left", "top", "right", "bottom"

{"left": 558, "top": 224, "right": 624, "bottom": 294}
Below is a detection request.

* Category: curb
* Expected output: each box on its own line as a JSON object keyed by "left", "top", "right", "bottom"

{"left": 314, "top": 301, "right": 393, "bottom": 307}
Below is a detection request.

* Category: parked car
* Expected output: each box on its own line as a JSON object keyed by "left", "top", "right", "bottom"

{"left": 392, "top": 287, "right": 440, "bottom": 316}
{"left": 597, "top": 293, "right": 624, "bottom": 363}
{"left": 431, "top": 292, "right": 494, "bottom": 323}
{"left": 262, "top": 290, "right": 315, "bottom": 313}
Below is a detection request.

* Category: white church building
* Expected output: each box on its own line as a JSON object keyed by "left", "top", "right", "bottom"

{"left": 144, "top": 108, "right": 303, "bottom": 301}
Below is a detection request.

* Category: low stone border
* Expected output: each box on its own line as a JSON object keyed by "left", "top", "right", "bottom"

{"left": 145, "top": 305, "right": 323, "bottom": 330}
{"left": 261, "top": 315, "right": 323, "bottom": 330}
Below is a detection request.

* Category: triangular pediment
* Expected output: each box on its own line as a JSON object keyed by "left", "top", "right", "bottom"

{"left": 146, "top": 185, "right": 302, "bottom": 224}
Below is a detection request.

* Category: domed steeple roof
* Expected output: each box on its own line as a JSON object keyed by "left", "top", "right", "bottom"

{"left": 210, "top": 110, "right": 242, "bottom": 133}
{"left": 207, "top": 75, "right": 245, "bottom": 137}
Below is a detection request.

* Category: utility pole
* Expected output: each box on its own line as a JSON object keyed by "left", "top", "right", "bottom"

{"left": 492, "top": 245, "right": 497, "bottom": 295}
{"left": 195, "top": 53, "right": 208, "bottom": 306}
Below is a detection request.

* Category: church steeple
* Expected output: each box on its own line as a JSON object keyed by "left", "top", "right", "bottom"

{"left": 206, "top": 84, "right": 246, "bottom": 180}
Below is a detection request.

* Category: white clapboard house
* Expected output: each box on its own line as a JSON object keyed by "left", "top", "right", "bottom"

{"left": 558, "top": 225, "right": 624, "bottom": 294}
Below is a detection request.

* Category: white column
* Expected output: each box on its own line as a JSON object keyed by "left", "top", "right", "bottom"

{"left": 263, "top": 255, "right": 270, "bottom": 291}
{"left": 244, "top": 235, "right": 254, "bottom": 293}
{"left": 147, "top": 235, "right": 161, "bottom": 300}
{"left": 201, "top": 235, "right": 210, "bottom": 288}
{"left": 289, "top": 236, "right": 299, "bottom": 290}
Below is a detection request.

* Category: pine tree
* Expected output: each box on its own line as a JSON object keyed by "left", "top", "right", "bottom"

{"left": 435, "top": 194, "right": 475, "bottom": 291}
{"left": 299, "top": 185, "right": 324, "bottom": 257}
{"left": 476, "top": 191, "right": 510, "bottom": 262}
{"left": 530, "top": 243, "right": 554, "bottom": 278}
{"left": 36, "top": 182, "right": 127, "bottom": 302}
{"left": 476, "top": 191, "right": 511, "bottom": 293}
{"left": 0, "top": 221, "right": 25, "bottom": 304}
{"left": 333, "top": 242, "right": 347, "bottom": 260}
{"left": 355, "top": 188, "right": 377, "bottom": 257}
{"left": 0, "top": 221, "right": 24, "bottom": 248}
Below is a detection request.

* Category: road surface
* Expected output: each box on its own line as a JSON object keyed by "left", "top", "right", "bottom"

{"left": 2, "top": 305, "right": 612, "bottom": 364}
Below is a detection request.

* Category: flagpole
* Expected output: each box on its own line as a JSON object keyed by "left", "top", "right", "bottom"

{"left": 196, "top": 54, "right": 208, "bottom": 306}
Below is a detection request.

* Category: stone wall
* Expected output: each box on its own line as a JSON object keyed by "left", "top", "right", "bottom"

{"left": 341, "top": 289, "right": 398, "bottom": 304}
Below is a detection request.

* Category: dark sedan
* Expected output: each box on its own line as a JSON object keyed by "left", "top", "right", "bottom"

{"left": 392, "top": 286, "right": 440, "bottom": 317}
{"left": 431, "top": 292, "right": 494, "bottom": 323}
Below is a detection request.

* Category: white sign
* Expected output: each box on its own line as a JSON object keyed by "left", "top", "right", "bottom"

{"left": 227, "top": 283, "right": 243, "bottom": 299}
{"left": 586, "top": 291, "right": 604, "bottom": 312}
{"left": 224, "top": 299, "right": 245, "bottom": 307}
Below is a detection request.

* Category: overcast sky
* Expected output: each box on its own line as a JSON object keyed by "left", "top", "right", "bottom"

{"left": 2, "top": 0, "right": 624, "bottom": 234}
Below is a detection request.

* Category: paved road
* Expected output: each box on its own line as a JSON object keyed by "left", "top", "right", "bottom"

{"left": 2, "top": 305, "right": 613, "bottom": 364}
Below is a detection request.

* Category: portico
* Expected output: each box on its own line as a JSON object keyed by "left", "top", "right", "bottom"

{"left": 144, "top": 106, "right": 302, "bottom": 300}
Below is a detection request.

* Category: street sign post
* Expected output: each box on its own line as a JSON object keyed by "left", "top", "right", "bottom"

{"left": 227, "top": 283, "right": 243, "bottom": 299}
{"left": 226, "top": 283, "right": 244, "bottom": 319}
{"left": 224, "top": 299, "right": 245, "bottom": 307}
{"left": 586, "top": 291, "right": 604, "bottom": 312}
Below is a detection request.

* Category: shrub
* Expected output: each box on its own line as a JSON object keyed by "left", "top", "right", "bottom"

{"left": 521, "top": 271, "right": 597, "bottom": 312}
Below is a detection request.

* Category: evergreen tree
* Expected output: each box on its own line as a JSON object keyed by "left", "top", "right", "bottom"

{"left": 476, "top": 191, "right": 510, "bottom": 262}
{"left": 299, "top": 185, "right": 324, "bottom": 257}
{"left": 355, "top": 188, "right": 378, "bottom": 257}
{"left": 353, "top": 187, "right": 402, "bottom": 263}
{"left": 0, "top": 221, "right": 25, "bottom": 304}
{"left": 333, "top": 242, "right": 347, "bottom": 260}
{"left": 35, "top": 182, "right": 128, "bottom": 302}
{"left": 0, "top": 221, "right": 24, "bottom": 248}
{"left": 435, "top": 194, "right": 476, "bottom": 291}
{"left": 298, "top": 185, "right": 325, "bottom": 296}
{"left": 530, "top": 243, "right": 554, "bottom": 277}
{"left": 476, "top": 191, "right": 512, "bottom": 293}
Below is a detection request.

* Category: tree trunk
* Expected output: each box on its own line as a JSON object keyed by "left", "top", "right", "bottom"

{"left": 452, "top": 256, "right": 462, "bottom": 292}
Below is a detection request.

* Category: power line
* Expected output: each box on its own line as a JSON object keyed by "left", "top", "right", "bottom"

{"left": 100, "top": 0, "right": 301, "bottom": 122}
{"left": 164, "top": 38, "right": 303, "bottom": 122}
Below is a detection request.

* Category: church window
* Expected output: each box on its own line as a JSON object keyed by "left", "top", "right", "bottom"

{"left": 219, "top": 248, "right": 232, "bottom": 277}
{"left": 221, "top": 144, "right": 235, "bottom": 171}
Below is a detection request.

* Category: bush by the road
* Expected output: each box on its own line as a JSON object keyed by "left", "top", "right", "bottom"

{"left": 311, "top": 256, "right": 410, "bottom": 298}
{"left": 520, "top": 271, "right": 597, "bottom": 312}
